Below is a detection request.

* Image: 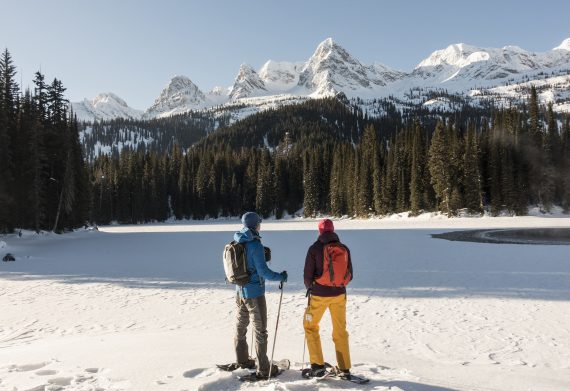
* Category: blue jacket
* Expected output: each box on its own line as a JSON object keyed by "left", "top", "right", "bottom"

{"left": 234, "top": 227, "right": 282, "bottom": 299}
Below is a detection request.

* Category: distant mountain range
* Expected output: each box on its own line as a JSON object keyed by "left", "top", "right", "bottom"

{"left": 72, "top": 37, "right": 570, "bottom": 122}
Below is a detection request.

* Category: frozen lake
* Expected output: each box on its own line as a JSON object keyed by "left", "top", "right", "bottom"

{"left": 1, "top": 216, "right": 570, "bottom": 390}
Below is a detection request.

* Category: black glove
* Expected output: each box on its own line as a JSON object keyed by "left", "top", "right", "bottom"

{"left": 264, "top": 246, "right": 271, "bottom": 262}
{"left": 280, "top": 271, "right": 288, "bottom": 283}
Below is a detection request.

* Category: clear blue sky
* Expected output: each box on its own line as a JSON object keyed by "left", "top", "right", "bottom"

{"left": 1, "top": 0, "right": 569, "bottom": 109}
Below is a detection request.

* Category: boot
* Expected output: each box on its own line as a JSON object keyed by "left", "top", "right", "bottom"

{"left": 255, "top": 364, "right": 279, "bottom": 379}
{"left": 307, "top": 363, "right": 326, "bottom": 378}
{"left": 338, "top": 368, "right": 351, "bottom": 379}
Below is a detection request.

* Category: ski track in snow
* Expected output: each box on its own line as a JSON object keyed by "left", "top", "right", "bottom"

{"left": 1, "top": 217, "right": 570, "bottom": 390}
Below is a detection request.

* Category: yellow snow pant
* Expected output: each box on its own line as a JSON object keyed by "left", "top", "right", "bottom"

{"left": 303, "top": 294, "right": 351, "bottom": 370}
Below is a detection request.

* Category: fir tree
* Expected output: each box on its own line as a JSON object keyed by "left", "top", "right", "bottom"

{"left": 303, "top": 151, "right": 318, "bottom": 217}
{"left": 409, "top": 122, "right": 426, "bottom": 216}
{"left": 255, "top": 149, "right": 274, "bottom": 218}
{"left": 462, "top": 125, "right": 483, "bottom": 214}
{"left": 428, "top": 122, "right": 453, "bottom": 216}
{"left": 0, "top": 49, "right": 18, "bottom": 231}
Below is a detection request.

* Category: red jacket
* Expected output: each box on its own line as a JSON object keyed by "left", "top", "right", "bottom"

{"left": 304, "top": 231, "right": 353, "bottom": 297}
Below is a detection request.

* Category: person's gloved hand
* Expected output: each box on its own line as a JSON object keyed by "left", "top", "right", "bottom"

{"left": 280, "top": 271, "right": 288, "bottom": 283}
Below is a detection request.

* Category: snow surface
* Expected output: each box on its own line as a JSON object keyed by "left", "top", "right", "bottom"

{"left": 2, "top": 216, "right": 570, "bottom": 391}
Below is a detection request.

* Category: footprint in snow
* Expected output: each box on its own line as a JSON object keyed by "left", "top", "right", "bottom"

{"left": 35, "top": 369, "right": 58, "bottom": 376}
{"left": 9, "top": 362, "right": 49, "bottom": 372}
{"left": 24, "top": 385, "right": 50, "bottom": 391}
{"left": 184, "top": 367, "right": 217, "bottom": 379}
{"left": 47, "top": 377, "right": 73, "bottom": 386}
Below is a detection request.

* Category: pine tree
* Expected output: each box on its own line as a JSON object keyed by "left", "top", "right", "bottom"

{"left": 193, "top": 155, "right": 208, "bottom": 219}
{"left": 462, "top": 125, "right": 483, "bottom": 214}
{"left": 379, "top": 140, "right": 395, "bottom": 215}
{"left": 303, "top": 150, "right": 318, "bottom": 217}
{"left": 540, "top": 102, "right": 558, "bottom": 210}
{"left": 428, "top": 122, "right": 453, "bottom": 216}
{"left": 206, "top": 162, "right": 218, "bottom": 218}
{"left": 0, "top": 49, "right": 18, "bottom": 231}
{"left": 561, "top": 115, "right": 570, "bottom": 211}
{"left": 255, "top": 149, "right": 274, "bottom": 218}
{"left": 356, "top": 125, "right": 380, "bottom": 216}
{"left": 526, "top": 85, "right": 543, "bottom": 206}
{"left": 177, "top": 155, "right": 190, "bottom": 219}
{"left": 242, "top": 151, "right": 257, "bottom": 212}
{"left": 409, "top": 122, "right": 426, "bottom": 216}
{"left": 486, "top": 119, "right": 503, "bottom": 215}
{"left": 329, "top": 144, "right": 345, "bottom": 217}
{"left": 273, "top": 156, "right": 288, "bottom": 219}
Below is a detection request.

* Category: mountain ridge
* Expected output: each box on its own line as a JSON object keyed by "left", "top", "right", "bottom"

{"left": 72, "top": 37, "right": 570, "bottom": 122}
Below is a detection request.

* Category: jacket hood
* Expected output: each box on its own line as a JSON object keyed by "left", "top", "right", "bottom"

{"left": 234, "top": 227, "right": 261, "bottom": 243}
{"left": 318, "top": 231, "right": 339, "bottom": 244}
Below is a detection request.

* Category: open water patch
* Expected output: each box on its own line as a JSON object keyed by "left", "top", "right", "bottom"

{"left": 432, "top": 228, "right": 570, "bottom": 245}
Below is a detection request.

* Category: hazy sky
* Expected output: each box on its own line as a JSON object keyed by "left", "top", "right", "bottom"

{"left": 1, "top": 0, "right": 569, "bottom": 109}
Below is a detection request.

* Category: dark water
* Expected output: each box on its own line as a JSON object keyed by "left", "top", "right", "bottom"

{"left": 433, "top": 228, "right": 570, "bottom": 245}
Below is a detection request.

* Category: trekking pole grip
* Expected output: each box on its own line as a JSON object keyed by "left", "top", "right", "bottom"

{"left": 279, "top": 281, "right": 283, "bottom": 290}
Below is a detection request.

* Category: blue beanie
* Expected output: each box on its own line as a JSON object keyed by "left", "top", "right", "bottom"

{"left": 242, "top": 212, "right": 262, "bottom": 229}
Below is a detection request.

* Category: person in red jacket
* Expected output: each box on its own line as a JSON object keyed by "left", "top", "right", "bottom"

{"left": 303, "top": 218, "right": 353, "bottom": 378}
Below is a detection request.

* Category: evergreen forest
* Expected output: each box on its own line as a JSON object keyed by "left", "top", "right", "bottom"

{"left": 1, "top": 49, "right": 569, "bottom": 232}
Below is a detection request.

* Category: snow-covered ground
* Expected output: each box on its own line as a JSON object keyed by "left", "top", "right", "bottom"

{"left": 1, "top": 216, "right": 570, "bottom": 391}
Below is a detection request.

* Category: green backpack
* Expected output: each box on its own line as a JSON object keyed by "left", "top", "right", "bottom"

{"left": 223, "top": 241, "right": 250, "bottom": 286}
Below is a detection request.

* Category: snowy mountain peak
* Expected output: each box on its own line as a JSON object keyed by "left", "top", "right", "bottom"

{"left": 416, "top": 43, "right": 487, "bottom": 68}
{"left": 144, "top": 75, "right": 206, "bottom": 118}
{"left": 71, "top": 93, "right": 142, "bottom": 122}
{"left": 554, "top": 38, "right": 570, "bottom": 51}
{"left": 310, "top": 37, "right": 351, "bottom": 63}
{"left": 163, "top": 75, "right": 204, "bottom": 97}
{"left": 76, "top": 37, "right": 570, "bottom": 121}
{"left": 413, "top": 42, "right": 568, "bottom": 82}
{"left": 259, "top": 60, "right": 305, "bottom": 91}
{"left": 91, "top": 92, "right": 129, "bottom": 108}
{"left": 298, "top": 37, "right": 399, "bottom": 95}
{"left": 229, "top": 64, "right": 267, "bottom": 100}
{"left": 208, "top": 86, "right": 227, "bottom": 96}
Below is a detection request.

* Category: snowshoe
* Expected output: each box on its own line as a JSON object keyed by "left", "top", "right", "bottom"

{"left": 236, "top": 359, "right": 289, "bottom": 382}
{"left": 216, "top": 358, "right": 256, "bottom": 371}
{"left": 301, "top": 362, "right": 332, "bottom": 379}
{"left": 328, "top": 366, "right": 370, "bottom": 384}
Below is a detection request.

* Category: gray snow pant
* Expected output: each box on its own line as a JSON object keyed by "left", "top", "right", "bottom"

{"left": 234, "top": 294, "right": 270, "bottom": 374}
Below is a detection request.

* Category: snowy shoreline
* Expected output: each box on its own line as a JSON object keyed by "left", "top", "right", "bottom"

{"left": 1, "top": 217, "right": 570, "bottom": 390}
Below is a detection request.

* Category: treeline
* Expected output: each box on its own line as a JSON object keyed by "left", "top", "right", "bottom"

{"left": 2, "top": 46, "right": 569, "bottom": 231}
{"left": 81, "top": 113, "right": 225, "bottom": 161}
{"left": 89, "top": 90, "right": 570, "bottom": 224}
{"left": 0, "top": 49, "right": 89, "bottom": 233}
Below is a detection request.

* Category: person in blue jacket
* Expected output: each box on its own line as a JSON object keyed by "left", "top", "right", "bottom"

{"left": 231, "top": 212, "right": 287, "bottom": 378}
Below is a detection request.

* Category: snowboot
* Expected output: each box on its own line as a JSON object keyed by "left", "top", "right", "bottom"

{"left": 255, "top": 364, "right": 280, "bottom": 379}
{"left": 217, "top": 358, "right": 256, "bottom": 371}
{"left": 337, "top": 368, "right": 351, "bottom": 380}
{"left": 306, "top": 363, "right": 326, "bottom": 378}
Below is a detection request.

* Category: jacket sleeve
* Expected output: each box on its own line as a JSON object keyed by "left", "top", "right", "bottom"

{"left": 304, "top": 245, "right": 316, "bottom": 289}
{"left": 252, "top": 241, "right": 282, "bottom": 281}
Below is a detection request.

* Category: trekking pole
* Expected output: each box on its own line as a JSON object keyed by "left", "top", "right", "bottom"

{"left": 250, "top": 328, "right": 254, "bottom": 358}
{"left": 301, "top": 336, "right": 307, "bottom": 370}
{"left": 268, "top": 281, "right": 284, "bottom": 381}
{"left": 301, "top": 289, "right": 311, "bottom": 370}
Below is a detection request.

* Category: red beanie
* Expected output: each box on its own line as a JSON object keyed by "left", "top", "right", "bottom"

{"left": 318, "top": 219, "right": 334, "bottom": 234}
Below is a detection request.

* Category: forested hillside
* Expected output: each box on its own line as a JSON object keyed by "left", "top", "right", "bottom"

{"left": 88, "top": 93, "right": 570, "bottom": 224}
{"left": 2, "top": 48, "right": 569, "bottom": 231}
